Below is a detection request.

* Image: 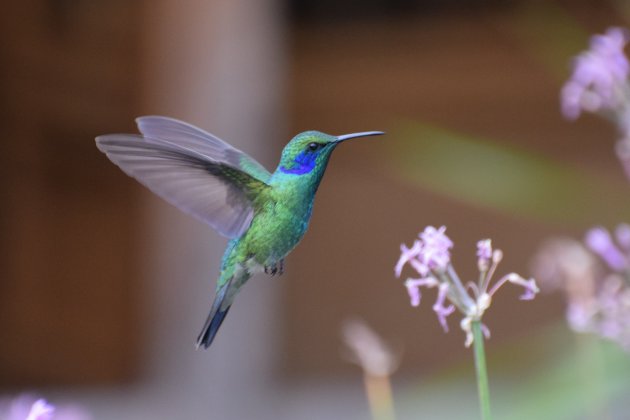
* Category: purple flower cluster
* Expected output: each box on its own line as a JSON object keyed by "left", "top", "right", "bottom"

{"left": 561, "top": 27, "right": 630, "bottom": 179}
{"left": 532, "top": 224, "right": 630, "bottom": 350}
{"left": 561, "top": 27, "right": 629, "bottom": 120}
{"left": 396, "top": 226, "right": 539, "bottom": 346}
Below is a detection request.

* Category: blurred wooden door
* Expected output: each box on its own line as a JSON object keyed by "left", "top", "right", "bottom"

{"left": 0, "top": 0, "right": 142, "bottom": 386}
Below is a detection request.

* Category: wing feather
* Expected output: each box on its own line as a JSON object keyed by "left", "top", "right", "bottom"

{"left": 96, "top": 128, "right": 269, "bottom": 238}
{"left": 136, "top": 116, "right": 272, "bottom": 183}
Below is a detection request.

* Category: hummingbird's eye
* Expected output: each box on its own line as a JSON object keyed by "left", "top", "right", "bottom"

{"left": 308, "top": 142, "right": 320, "bottom": 151}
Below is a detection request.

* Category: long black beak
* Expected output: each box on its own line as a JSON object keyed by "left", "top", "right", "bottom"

{"left": 335, "top": 131, "right": 385, "bottom": 142}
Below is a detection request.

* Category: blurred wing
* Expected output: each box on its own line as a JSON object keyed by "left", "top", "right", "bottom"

{"left": 136, "top": 116, "right": 272, "bottom": 183}
{"left": 96, "top": 133, "right": 269, "bottom": 238}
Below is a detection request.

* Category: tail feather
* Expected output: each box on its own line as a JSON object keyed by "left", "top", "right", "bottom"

{"left": 196, "top": 281, "right": 232, "bottom": 349}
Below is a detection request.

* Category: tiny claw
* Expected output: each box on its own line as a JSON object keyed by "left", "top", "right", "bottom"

{"left": 264, "top": 260, "right": 285, "bottom": 276}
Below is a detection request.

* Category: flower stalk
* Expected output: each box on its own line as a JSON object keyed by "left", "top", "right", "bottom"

{"left": 364, "top": 373, "right": 396, "bottom": 420}
{"left": 472, "top": 321, "right": 492, "bottom": 420}
{"left": 396, "top": 226, "right": 539, "bottom": 419}
{"left": 341, "top": 319, "right": 399, "bottom": 420}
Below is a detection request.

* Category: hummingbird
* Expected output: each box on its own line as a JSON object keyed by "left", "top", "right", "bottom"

{"left": 96, "top": 116, "right": 383, "bottom": 349}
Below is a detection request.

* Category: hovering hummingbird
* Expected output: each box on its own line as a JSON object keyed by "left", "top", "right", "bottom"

{"left": 96, "top": 116, "right": 383, "bottom": 349}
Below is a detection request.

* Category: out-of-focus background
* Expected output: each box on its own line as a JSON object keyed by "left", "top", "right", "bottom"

{"left": 2, "top": 0, "right": 630, "bottom": 419}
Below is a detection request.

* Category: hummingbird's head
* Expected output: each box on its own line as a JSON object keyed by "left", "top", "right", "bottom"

{"left": 277, "top": 130, "right": 383, "bottom": 176}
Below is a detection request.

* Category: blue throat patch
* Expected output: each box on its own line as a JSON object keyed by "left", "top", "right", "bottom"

{"left": 279, "top": 150, "right": 317, "bottom": 175}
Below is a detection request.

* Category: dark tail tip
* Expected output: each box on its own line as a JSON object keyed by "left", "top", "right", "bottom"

{"left": 196, "top": 305, "right": 231, "bottom": 350}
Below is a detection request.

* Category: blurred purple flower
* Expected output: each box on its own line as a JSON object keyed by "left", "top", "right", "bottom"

{"left": 585, "top": 226, "right": 628, "bottom": 270}
{"left": 517, "top": 278, "right": 540, "bottom": 300}
{"left": 396, "top": 226, "right": 539, "bottom": 346}
{"left": 405, "top": 277, "right": 438, "bottom": 307}
{"left": 419, "top": 225, "right": 453, "bottom": 271}
{"left": 395, "top": 240, "right": 422, "bottom": 278}
{"left": 533, "top": 224, "right": 630, "bottom": 351}
{"left": 561, "top": 27, "right": 630, "bottom": 182}
{"left": 0, "top": 395, "right": 91, "bottom": 420}
{"left": 432, "top": 283, "right": 455, "bottom": 332}
{"left": 25, "top": 400, "right": 54, "bottom": 420}
{"left": 561, "top": 27, "right": 629, "bottom": 119}
{"left": 476, "top": 239, "right": 492, "bottom": 268}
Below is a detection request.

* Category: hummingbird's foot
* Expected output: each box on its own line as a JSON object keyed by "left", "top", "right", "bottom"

{"left": 264, "top": 260, "right": 285, "bottom": 276}
{"left": 264, "top": 264, "right": 275, "bottom": 276}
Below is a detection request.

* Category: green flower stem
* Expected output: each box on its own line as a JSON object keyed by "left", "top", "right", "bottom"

{"left": 472, "top": 321, "right": 492, "bottom": 420}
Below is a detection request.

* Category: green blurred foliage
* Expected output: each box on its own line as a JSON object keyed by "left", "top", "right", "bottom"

{"left": 398, "top": 323, "right": 630, "bottom": 420}
{"left": 390, "top": 122, "right": 630, "bottom": 228}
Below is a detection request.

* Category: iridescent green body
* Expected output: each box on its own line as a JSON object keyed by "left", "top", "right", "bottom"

{"left": 218, "top": 132, "right": 334, "bottom": 288}
{"left": 95, "top": 117, "right": 382, "bottom": 349}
